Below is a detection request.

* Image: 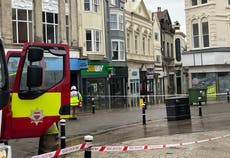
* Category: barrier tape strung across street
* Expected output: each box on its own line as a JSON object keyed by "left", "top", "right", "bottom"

{"left": 31, "top": 134, "right": 230, "bottom": 158}
{"left": 85, "top": 92, "right": 228, "bottom": 98}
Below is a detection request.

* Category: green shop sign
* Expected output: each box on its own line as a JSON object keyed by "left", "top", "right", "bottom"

{"left": 81, "top": 62, "right": 113, "bottom": 75}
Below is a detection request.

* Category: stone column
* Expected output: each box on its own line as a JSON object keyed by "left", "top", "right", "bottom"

{"left": 33, "top": 0, "right": 43, "bottom": 42}
{"left": 69, "top": 0, "right": 78, "bottom": 47}
{"left": 58, "top": 0, "right": 67, "bottom": 44}
{"left": 0, "top": 0, "right": 12, "bottom": 45}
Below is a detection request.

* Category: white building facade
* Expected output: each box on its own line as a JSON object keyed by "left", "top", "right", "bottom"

{"left": 182, "top": 0, "right": 230, "bottom": 99}
{"left": 125, "top": 0, "right": 155, "bottom": 106}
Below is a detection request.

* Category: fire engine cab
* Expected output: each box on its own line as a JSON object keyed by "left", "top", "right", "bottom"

{"left": 1, "top": 40, "right": 70, "bottom": 142}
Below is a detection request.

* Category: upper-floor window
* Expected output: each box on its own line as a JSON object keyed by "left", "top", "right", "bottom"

{"left": 162, "top": 41, "right": 165, "bottom": 56}
{"left": 228, "top": 0, "right": 230, "bottom": 5}
{"left": 111, "top": 40, "right": 125, "bottom": 61}
{"left": 84, "top": 0, "right": 100, "bottom": 12}
{"left": 154, "top": 32, "right": 159, "bottom": 41}
{"left": 201, "top": 0, "right": 207, "bottom": 4}
{"left": 171, "top": 43, "right": 173, "bottom": 58}
{"left": 192, "top": 23, "right": 199, "bottom": 48}
{"left": 110, "top": 13, "right": 124, "bottom": 31}
{"left": 86, "top": 29, "right": 101, "bottom": 52}
{"left": 202, "top": 21, "right": 209, "bottom": 47}
{"left": 66, "top": 15, "right": 70, "bottom": 44}
{"left": 167, "top": 42, "right": 169, "bottom": 57}
{"left": 110, "top": 0, "right": 117, "bottom": 5}
{"left": 42, "top": 12, "right": 58, "bottom": 43}
{"left": 148, "top": 38, "right": 150, "bottom": 54}
{"left": 191, "top": 0, "right": 197, "bottom": 6}
{"left": 135, "top": 34, "right": 138, "bottom": 54}
{"left": 126, "top": 33, "right": 130, "bottom": 52}
{"left": 142, "top": 37, "right": 146, "bottom": 54}
{"left": 156, "top": 55, "right": 161, "bottom": 63}
{"left": 12, "top": 8, "right": 33, "bottom": 43}
{"left": 175, "top": 38, "right": 181, "bottom": 61}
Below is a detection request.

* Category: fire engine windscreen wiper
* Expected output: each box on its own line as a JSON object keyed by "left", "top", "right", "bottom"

{"left": 48, "top": 49, "right": 66, "bottom": 56}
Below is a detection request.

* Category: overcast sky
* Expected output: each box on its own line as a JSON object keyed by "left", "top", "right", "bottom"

{"left": 143, "top": 0, "right": 186, "bottom": 33}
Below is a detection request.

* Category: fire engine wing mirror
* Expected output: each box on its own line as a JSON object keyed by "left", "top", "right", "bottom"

{"left": 28, "top": 47, "right": 43, "bottom": 62}
{"left": 49, "top": 49, "right": 66, "bottom": 56}
{"left": 27, "top": 65, "right": 42, "bottom": 87}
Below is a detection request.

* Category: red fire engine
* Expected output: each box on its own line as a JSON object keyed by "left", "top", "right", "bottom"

{"left": 0, "top": 40, "right": 70, "bottom": 141}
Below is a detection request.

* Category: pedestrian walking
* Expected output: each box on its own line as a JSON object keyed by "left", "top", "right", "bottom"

{"left": 70, "top": 86, "right": 82, "bottom": 120}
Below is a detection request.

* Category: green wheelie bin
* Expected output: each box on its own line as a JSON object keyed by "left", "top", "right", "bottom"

{"left": 188, "top": 87, "right": 207, "bottom": 105}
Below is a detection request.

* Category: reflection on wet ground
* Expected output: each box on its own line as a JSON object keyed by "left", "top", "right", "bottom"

{"left": 68, "top": 112, "right": 230, "bottom": 147}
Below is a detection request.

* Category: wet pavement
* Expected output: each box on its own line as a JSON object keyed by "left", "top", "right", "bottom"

{"left": 9, "top": 100, "right": 230, "bottom": 157}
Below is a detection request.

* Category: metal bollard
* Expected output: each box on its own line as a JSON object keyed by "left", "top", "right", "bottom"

{"left": 84, "top": 135, "right": 93, "bottom": 158}
{"left": 60, "top": 119, "right": 66, "bottom": 149}
{"left": 198, "top": 97, "right": 202, "bottom": 116}
{"left": 142, "top": 103, "right": 146, "bottom": 125}
{"left": 92, "top": 97, "right": 95, "bottom": 114}
{"left": 227, "top": 89, "right": 229, "bottom": 103}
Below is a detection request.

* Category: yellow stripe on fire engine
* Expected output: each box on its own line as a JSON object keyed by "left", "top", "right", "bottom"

{"left": 11, "top": 92, "right": 61, "bottom": 118}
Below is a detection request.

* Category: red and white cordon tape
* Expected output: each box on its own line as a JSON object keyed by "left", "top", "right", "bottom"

{"left": 31, "top": 134, "right": 230, "bottom": 158}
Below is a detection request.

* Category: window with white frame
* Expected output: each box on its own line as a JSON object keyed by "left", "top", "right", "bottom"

{"left": 135, "top": 34, "right": 138, "bottom": 53}
{"left": 110, "top": 0, "right": 116, "bottom": 5}
{"left": 111, "top": 40, "right": 125, "bottom": 61}
{"left": 42, "top": 12, "right": 58, "bottom": 43}
{"left": 84, "top": 0, "right": 100, "bottom": 12}
{"left": 86, "top": 29, "right": 101, "bottom": 52}
{"left": 12, "top": 8, "right": 33, "bottom": 43}
{"left": 228, "top": 0, "right": 230, "bottom": 5}
{"left": 110, "top": 13, "right": 123, "bottom": 31}
{"left": 191, "top": 0, "right": 197, "bottom": 6}
{"left": 192, "top": 23, "right": 199, "bottom": 48}
{"left": 202, "top": 21, "right": 209, "bottom": 47}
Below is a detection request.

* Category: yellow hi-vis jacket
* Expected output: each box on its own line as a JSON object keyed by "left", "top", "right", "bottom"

{"left": 46, "top": 123, "right": 59, "bottom": 135}
{"left": 70, "top": 91, "right": 82, "bottom": 107}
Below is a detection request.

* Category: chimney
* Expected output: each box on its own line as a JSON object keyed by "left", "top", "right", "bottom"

{"left": 157, "top": 7, "right": 161, "bottom": 12}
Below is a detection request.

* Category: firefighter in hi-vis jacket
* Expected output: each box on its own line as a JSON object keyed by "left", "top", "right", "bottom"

{"left": 70, "top": 86, "right": 82, "bottom": 119}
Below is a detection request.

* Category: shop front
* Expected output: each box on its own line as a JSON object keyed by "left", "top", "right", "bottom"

{"left": 109, "top": 67, "right": 128, "bottom": 108}
{"left": 70, "top": 58, "right": 88, "bottom": 89}
{"left": 146, "top": 68, "right": 154, "bottom": 105}
{"left": 128, "top": 69, "right": 140, "bottom": 107}
{"left": 191, "top": 72, "right": 230, "bottom": 100}
{"left": 81, "top": 62, "right": 112, "bottom": 111}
